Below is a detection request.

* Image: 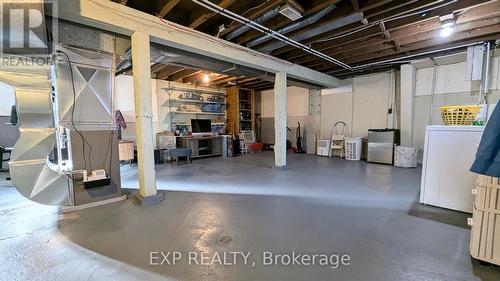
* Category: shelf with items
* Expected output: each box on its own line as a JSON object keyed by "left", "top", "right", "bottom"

{"left": 169, "top": 111, "right": 226, "bottom": 115}
{"left": 172, "top": 122, "right": 226, "bottom": 126}
{"left": 226, "top": 86, "right": 255, "bottom": 135}
{"left": 163, "top": 84, "right": 226, "bottom": 96}
{"left": 167, "top": 98, "right": 226, "bottom": 105}
{"left": 159, "top": 82, "right": 227, "bottom": 135}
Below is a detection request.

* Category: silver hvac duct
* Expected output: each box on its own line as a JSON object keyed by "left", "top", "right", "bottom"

{"left": 225, "top": 6, "right": 281, "bottom": 41}
{"left": 3, "top": 69, "right": 71, "bottom": 206}
{"left": 257, "top": 12, "right": 364, "bottom": 53}
{"left": 246, "top": 5, "right": 336, "bottom": 48}
{"left": 4, "top": 45, "right": 119, "bottom": 206}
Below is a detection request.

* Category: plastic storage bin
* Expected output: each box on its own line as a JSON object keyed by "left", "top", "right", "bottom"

{"left": 394, "top": 146, "right": 418, "bottom": 168}
{"left": 345, "top": 137, "right": 362, "bottom": 161}
{"left": 469, "top": 175, "right": 500, "bottom": 266}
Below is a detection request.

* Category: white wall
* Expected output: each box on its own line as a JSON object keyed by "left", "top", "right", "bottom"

{"left": 114, "top": 75, "right": 226, "bottom": 142}
{"left": 260, "top": 86, "right": 311, "bottom": 149}
{"left": 320, "top": 72, "right": 395, "bottom": 139}
{"left": 261, "top": 86, "right": 309, "bottom": 118}
{"left": 411, "top": 53, "right": 500, "bottom": 150}
{"left": 0, "top": 81, "right": 15, "bottom": 116}
{"left": 114, "top": 75, "right": 159, "bottom": 142}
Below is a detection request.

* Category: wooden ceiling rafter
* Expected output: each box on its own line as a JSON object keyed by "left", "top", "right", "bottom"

{"left": 219, "top": 0, "right": 286, "bottom": 37}
{"left": 189, "top": 0, "right": 237, "bottom": 29}
{"left": 276, "top": 0, "right": 496, "bottom": 64}
{"left": 120, "top": 0, "right": 500, "bottom": 88}
{"left": 155, "top": 65, "right": 185, "bottom": 80}
{"left": 157, "top": 0, "right": 180, "bottom": 18}
{"left": 167, "top": 69, "right": 200, "bottom": 81}
{"left": 270, "top": 0, "right": 446, "bottom": 57}
{"left": 302, "top": 14, "right": 500, "bottom": 69}
{"left": 320, "top": 28, "right": 500, "bottom": 74}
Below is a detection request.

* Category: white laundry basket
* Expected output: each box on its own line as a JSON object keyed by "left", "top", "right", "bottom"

{"left": 344, "top": 137, "right": 362, "bottom": 161}
{"left": 394, "top": 146, "right": 418, "bottom": 168}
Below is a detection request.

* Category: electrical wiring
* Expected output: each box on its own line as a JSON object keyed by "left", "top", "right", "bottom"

{"left": 56, "top": 50, "right": 94, "bottom": 172}
{"left": 223, "top": 0, "right": 273, "bottom": 34}
{"left": 86, "top": 0, "right": 294, "bottom": 67}
{"left": 310, "top": 0, "right": 459, "bottom": 44}
{"left": 192, "top": 0, "right": 352, "bottom": 70}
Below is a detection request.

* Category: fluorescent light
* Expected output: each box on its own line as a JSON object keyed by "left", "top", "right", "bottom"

{"left": 440, "top": 26, "right": 453, "bottom": 38}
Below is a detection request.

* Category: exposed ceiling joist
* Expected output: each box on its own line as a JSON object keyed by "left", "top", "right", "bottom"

{"left": 321, "top": 27, "right": 500, "bottom": 72}
{"left": 220, "top": 0, "right": 286, "bottom": 37}
{"left": 112, "top": 0, "right": 128, "bottom": 5}
{"left": 350, "top": 0, "right": 360, "bottom": 11}
{"left": 213, "top": 76, "right": 240, "bottom": 85}
{"left": 158, "top": 0, "right": 180, "bottom": 18}
{"left": 168, "top": 69, "right": 199, "bottom": 81}
{"left": 156, "top": 65, "right": 184, "bottom": 80}
{"left": 278, "top": 0, "right": 497, "bottom": 62}
{"left": 189, "top": 0, "right": 236, "bottom": 29}
{"left": 301, "top": 14, "right": 500, "bottom": 68}
{"left": 57, "top": 0, "right": 340, "bottom": 88}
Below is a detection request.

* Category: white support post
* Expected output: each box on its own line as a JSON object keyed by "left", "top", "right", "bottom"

{"left": 274, "top": 72, "right": 287, "bottom": 167}
{"left": 131, "top": 32, "right": 159, "bottom": 201}
{"left": 400, "top": 64, "right": 416, "bottom": 146}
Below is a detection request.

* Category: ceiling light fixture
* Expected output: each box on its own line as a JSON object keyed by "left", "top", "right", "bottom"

{"left": 439, "top": 14, "right": 455, "bottom": 38}
{"left": 203, "top": 73, "right": 210, "bottom": 82}
{"left": 440, "top": 26, "right": 453, "bottom": 37}
{"left": 279, "top": 4, "right": 303, "bottom": 21}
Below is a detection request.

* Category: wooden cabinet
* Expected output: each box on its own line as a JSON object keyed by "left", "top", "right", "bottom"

{"left": 226, "top": 86, "right": 255, "bottom": 136}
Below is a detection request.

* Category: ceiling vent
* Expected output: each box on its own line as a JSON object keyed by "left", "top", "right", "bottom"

{"left": 279, "top": 4, "right": 303, "bottom": 21}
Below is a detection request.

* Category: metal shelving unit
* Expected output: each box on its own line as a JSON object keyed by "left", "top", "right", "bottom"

{"left": 162, "top": 85, "right": 227, "bottom": 133}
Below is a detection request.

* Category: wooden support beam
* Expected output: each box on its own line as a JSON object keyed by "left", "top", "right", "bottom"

{"left": 350, "top": 0, "right": 360, "bottom": 11}
{"left": 274, "top": 72, "right": 287, "bottom": 167}
{"left": 182, "top": 71, "right": 207, "bottom": 84}
{"left": 255, "top": 85, "right": 275, "bottom": 91}
{"left": 392, "top": 38, "right": 401, "bottom": 52}
{"left": 236, "top": 77, "right": 258, "bottom": 85}
{"left": 189, "top": 0, "right": 236, "bottom": 29}
{"left": 158, "top": 0, "right": 180, "bottom": 18}
{"left": 131, "top": 32, "right": 158, "bottom": 199}
{"left": 301, "top": 0, "right": 342, "bottom": 15}
{"left": 213, "top": 76, "right": 240, "bottom": 85}
{"left": 379, "top": 21, "right": 390, "bottom": 39}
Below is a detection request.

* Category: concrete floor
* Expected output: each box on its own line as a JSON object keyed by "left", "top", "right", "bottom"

{"left": 1, "top": 152, "right": 499, "bottom": 281}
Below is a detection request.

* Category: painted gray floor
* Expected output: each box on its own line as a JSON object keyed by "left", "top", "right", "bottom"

{"left": 1, "top": 152, "right": 499, "bottom": 281}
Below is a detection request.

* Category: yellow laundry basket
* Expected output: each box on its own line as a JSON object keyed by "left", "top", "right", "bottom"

{"left": 440, "top": 105, "right": 480, "bottom": 125}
